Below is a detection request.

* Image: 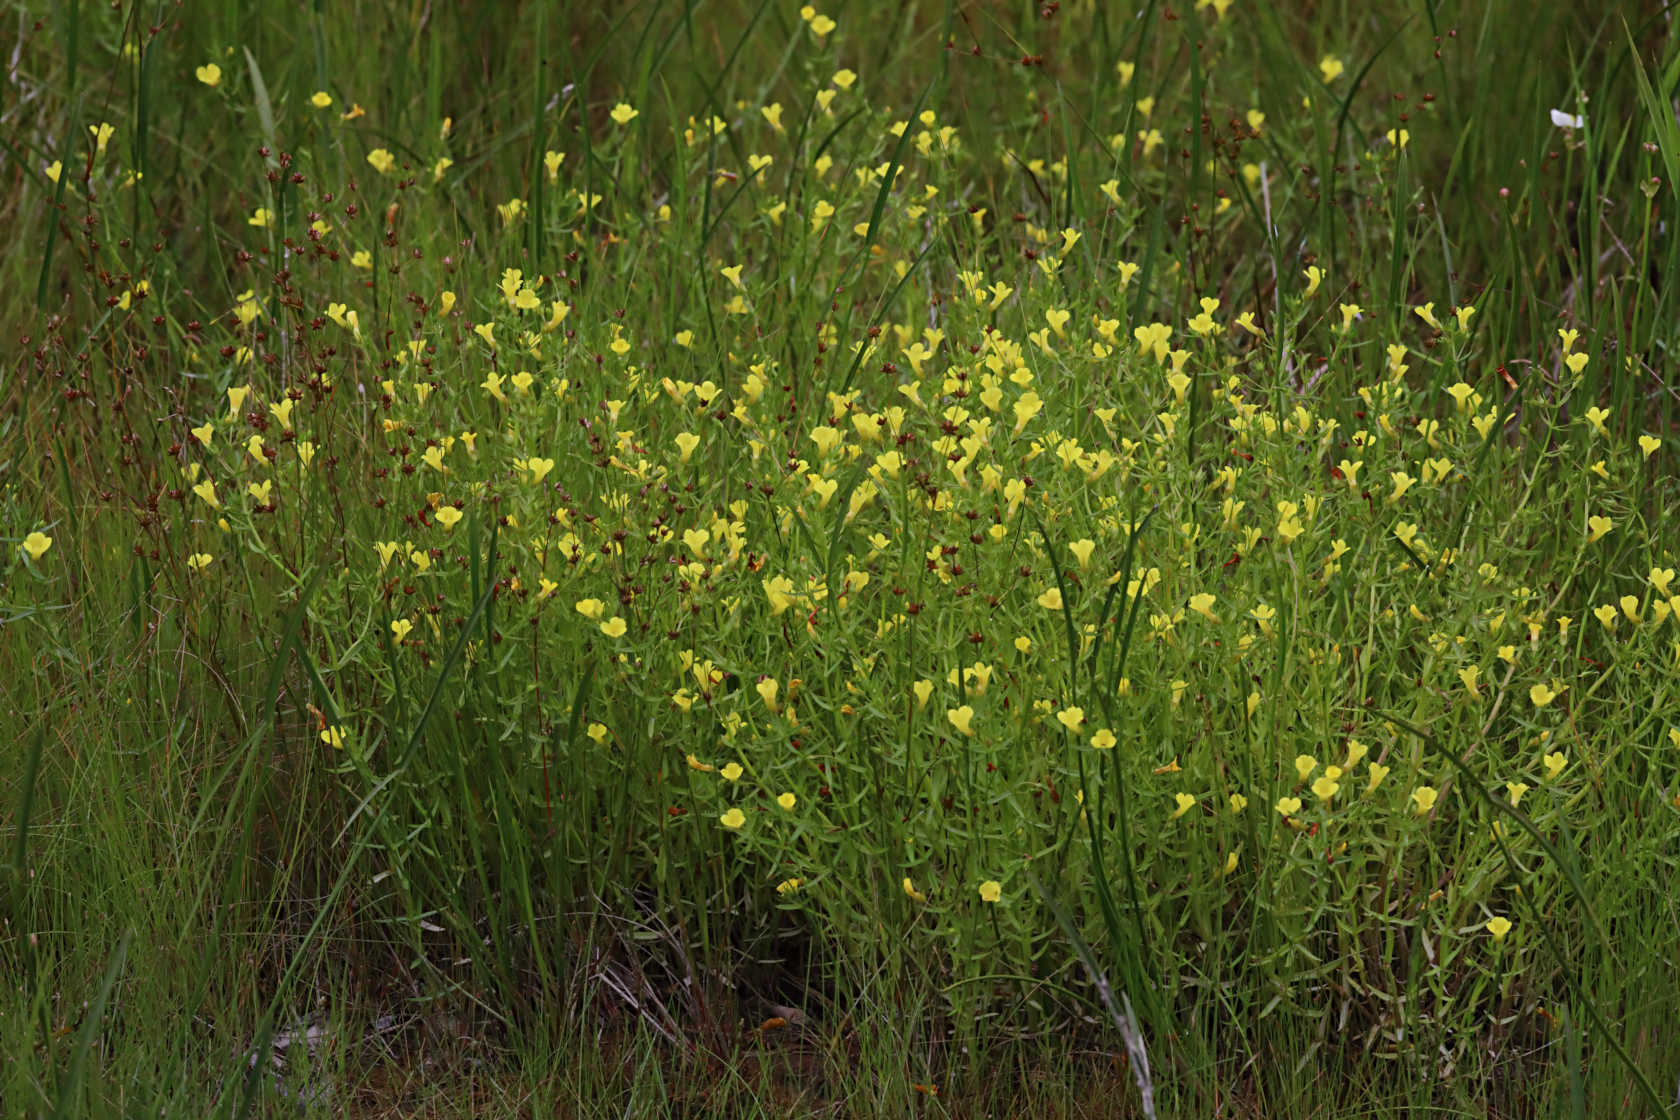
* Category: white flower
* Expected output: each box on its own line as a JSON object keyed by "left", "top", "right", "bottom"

{"left": 1549, "top": 108, "right": 1585, "bottom": 129}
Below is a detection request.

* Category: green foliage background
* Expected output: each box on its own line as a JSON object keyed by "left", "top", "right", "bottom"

{"left": 3, "top": 1, "right": 1678, "bottom": 1116}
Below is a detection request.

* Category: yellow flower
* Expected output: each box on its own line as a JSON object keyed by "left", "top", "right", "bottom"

{"left": 809, "top": 13, "right": 836, "bottom": 35}
{"left": 1319, "top": 55, "right": 1344, "bottom": 82}
{"left": 1529, "top": 683, "right": 1555, "bottom": 707}
{"left": 902, "top": 877, "right": 927, "bottom": 903}
{"left": 1366, "top": 763, "right": 1390, "bottom": 792}
{"left": 22, "top": 531, "right": 54, "bottom": 561}
{"left": 1187, "top": 307, "right": 1218, "bottom": 336}
{"left": 1311, "top": 776, "right": 1340, "bottom": 802}
{"left": 757, "top": 677, "right": 780, "bottom": 712}
{"left": 1188, "top": 592, "right": 1218, "bottom": 622}
{"left": 310, "top": 90, "right": 332, "bottom": 109}
{"left": 719, "top": 808, "right": 746, "bottom": 830}
{"left": 1650, "top": 567, "right": 1675, "bottom": 597}
{"left": 1294, "top": 754, "right": 1317, "bottom": 782}
{"left": 1275, "top": 797, "right": 1302, "bottom": 817}
{"left": 1036, "top": 587, "right": 1063, "bottom": 610}
{"left": 674, "top": 431, "right": 701, "bottom": 463}
{"left": 776, "top": 878, "right": 803, "bottom": 895}
{"left": 1228, "top": 793, "right": 1248, "bottom": 813}
{"left": 808, "top": 425, "right": 842, "bottom": 458}
{"left": 586, "top": 723, "right": 609, "bottom": 744}
{"left": 947, "top": 705, "right": 975, "bottom": 737}
{"left": 1506, "top": 782, "right": 1529, "bottom": 807}
{"left": 195, "top": 63, "right": 222, "bottom": 87}
{"left": 1055, "top": 707, "right": 1085, "bottom": 733}
{"left": 186, "top": 552, "right": 214, "bottom": 573}
{"left": 1171, "top": 792, "right": 1196, "bottom": 819}
{"left": 575, "top": 598, "right": 605, "bottom": 620}
{"left": 1302, "top": 265, "right": 1323, "bottom": 297}
{"left": 1089, "top": 727, "right": 1116, "bottom": 750}
{"left": 1543, "top": 751, "right": 1568, "bottom": 781}
{"left": 777, "top": 792, "right": 797, "bottom": 811}
{"left": 763, "top": 575, "right": 796, "bottom": 615}
{"left": 248, "top": 207, "right": 272, "bottom": 228}
{"left": 1388, "top": 471, "right": 1415, "bottom": 504}
{"left": 366, "top": 148, "right": 395, "bottom": 175}
{"left": 435, "top": 507, "right": 463, "bottom": 530}
{"left": 1411, "top": 785, "right": 1439, "bottom": 815}
{"left": 610, "top": 102, "right": 638, "bottom": 125}
{"left": 600, "top": 617, "right": 627, "bottom": 638}
{"left": 720, "top": 762, "right": 743, "bottom": 782}
{"left": 977, "top": 880, "right": 1001, "bottom": 903}
{"left": 391, "top": 618, "right": 413, "bottom": 643}
{"left": 321, "top": 726, "right": 344, "bottom": 749}
{"left": 1013, "top": 390, "right": 1044, "bottom": 432}
{"left": 1486, "top": 916, "right": 1512, "bottom": 942}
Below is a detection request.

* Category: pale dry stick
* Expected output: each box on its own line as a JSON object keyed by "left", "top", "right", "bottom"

{"left": 590, "top": 953, "right": 683, "bottom": 1049}
{"left": 1078, "top": 966, "right": 1155, "bottom": 1120}
{"left": 583, "top": 892, "right": 752, "bottom": 1050}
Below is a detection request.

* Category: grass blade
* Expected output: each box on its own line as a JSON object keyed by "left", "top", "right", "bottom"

{"left": 52, "top": 927, "right": 131, "bottom": 1120}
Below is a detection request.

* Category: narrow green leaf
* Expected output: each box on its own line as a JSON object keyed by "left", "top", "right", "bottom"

{"left": 53, "top": 928, "right": 131, "bottom": 1120}
{"left": 242, "top": 48, "right": 277, "bottom": 157}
